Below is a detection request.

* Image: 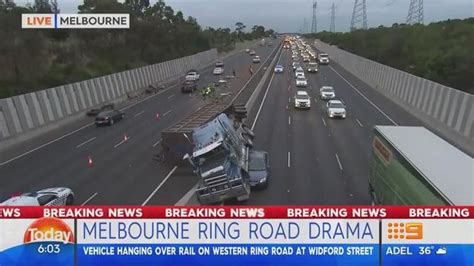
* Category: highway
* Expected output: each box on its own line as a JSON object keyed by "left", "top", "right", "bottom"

{"left": 0, "top": 37, "right": 458, "bottom": 207}
{"left": 0, "top": 42, "right": 277, "bottom": 205}
{"left": 241, "top": 42, "right": 434, "bottom": 205}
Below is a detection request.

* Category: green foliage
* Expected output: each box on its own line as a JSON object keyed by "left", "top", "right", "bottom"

{"left": 0, "top": 0, "right": 272, "bottom": 98}
{"left": 306, "top": 18, "right": 474, "bottom": 94}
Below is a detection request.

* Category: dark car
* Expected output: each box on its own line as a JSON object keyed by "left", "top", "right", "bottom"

{"left": 248, "top": 150, "right": 269, "bottom": 189}
{"left": 181, "top": 80, "right": 198, "bottom": 93}
{"left": 95, "top": 110, "right": 125, "bottom": 126}
{"left": 86, "top": 103, "right": 115, "bottom": 116}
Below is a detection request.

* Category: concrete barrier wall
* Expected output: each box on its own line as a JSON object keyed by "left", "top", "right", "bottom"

{"left": 314, "top": 40, "right": 473, "bottom": 149}
{"left": 315, "top": 41, "right": 474, "bottom": 150}
{"left": 0, "top": 49, "right": 218, "bottom": 142}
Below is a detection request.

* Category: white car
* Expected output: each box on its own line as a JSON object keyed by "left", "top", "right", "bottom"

{"left": 296, "top": 75, "right": 308, "bottom": 87}
{"left": 292, "top": 62, "right": 301, "bottom": 70}
{"left": 0, "top": 187, "right": 75, "bottom": 206}
{"left": 294, "top": 91, "right": 311, "bottom": 109}
{"left": 303, "top": 56, "right": 310, "bottom": 62}
{"left": 320, "top": 86, "right": 336, "bottom": 100}
{"left": 252, "top": 56, "right": 261, "bottom": 63}
{"left": 274, "top": 65, "right": 284, "bottom": 73}
{"left": 307, "top": 62, "right": 318, "bottom": 73}
{"left": 213, "top": 67, "right": 224, "bottom": 75}
{"left": 318, "top": 53, "right": 330, "bottom": 64}
{"left": 295, "top": 67, "right": 305, "bottom": 78}
{"left": 249, "top": 50, "right": 256, "bottom": 55}
{"left": 185, "top": 71, "right": 200, "bottom": 81}
{"left": 245, "top": 48, "right": 250, "bottom": 53}
{"left": 327, "top": 100, "right": 346, "bottom": 118}
{"left": 215, "top": 61, "right": 224, "bottom": 67}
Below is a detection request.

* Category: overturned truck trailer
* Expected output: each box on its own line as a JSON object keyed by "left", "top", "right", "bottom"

{"left": 161, "top": 102, "right": 255, "bottom": 204}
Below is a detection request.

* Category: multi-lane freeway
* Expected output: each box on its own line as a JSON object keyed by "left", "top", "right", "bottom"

{"left": 0, "top": 42, "right": 277, "bottom": 206}
{"left": 239, "top": 40, "right": 429, "bottom": 205}
{"left": 0, "top": 37, "right": 451, "bottom": 206}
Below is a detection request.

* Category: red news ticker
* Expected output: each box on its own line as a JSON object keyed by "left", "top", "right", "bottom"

{"left": 0, "top": 206, "right": 472, "bottom": 219}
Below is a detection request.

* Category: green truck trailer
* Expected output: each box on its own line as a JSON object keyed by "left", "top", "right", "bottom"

{"left": 369, "top": 126, "right": 473, "bottom": 206}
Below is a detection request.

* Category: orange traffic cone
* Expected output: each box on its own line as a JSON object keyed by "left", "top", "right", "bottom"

{"left": 88, "top": 156, "right": 93, "bottom": 168}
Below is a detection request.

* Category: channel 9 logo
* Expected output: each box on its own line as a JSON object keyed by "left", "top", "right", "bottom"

{"left": 387, "top": 222, "right": 423, "bottom": 240}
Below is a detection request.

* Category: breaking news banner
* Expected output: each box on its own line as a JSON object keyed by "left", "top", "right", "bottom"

{"left": 0, "top": 206, "right": 473, "bottom": 266}
{"left": 21, "top": 14, "right": 129, "bottom": 29}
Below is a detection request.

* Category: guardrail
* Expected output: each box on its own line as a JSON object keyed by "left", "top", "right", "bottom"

{"left": 314, "top": 40, "right": 473, "bottom": 154}
{"left": 0, "top": 49, "right": 218, "bottom": 144}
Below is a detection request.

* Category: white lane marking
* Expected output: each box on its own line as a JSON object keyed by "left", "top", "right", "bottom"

{"left": 162, "top": 110, "right": 172, "bottom": 117}
{"left": 134, "top": 110, "right": 145, "bottom": 117}
{"left": 314, "top": 98, "right": 318, "bottom": 103}
{"left": 168, "top": 94, "right": 175, "bottom": 99}
{"left": 0, "top": 82, "right": 182, "bottom": 167}
{"left": 288, "top": 116, "right": 291, "bottom": 125}
{"left": 81, "top": 192, "right": 98, "bottom": 206}
{"left": 328, "top": 65, "right": 399, "bottom": 125}
{"left": 152, "top": 138, "right": 162, "bottom": 148}
{"left": 113, "top": 137, "right": 131, "bottom": 149}
{"left": 322, "top": 118, "right": 327, "bottom": 127}
{"left": 251, "top": 47, "right": 285, "bottom": 131}
{"left": 335, "top": 153, "right": 343, "bottom": 171}
{"left": 142, "top": 166, "right": 178, "bottom": 206}
{"left": 0, "top": 122, "right": 94, "bottom": 167}
{"left": 356, "top": 118, "right": 364, "bottom": 127}
{"left": 75, "top": 137, "right": 96, "bottom": 149}
{"left": 288, "top": 97, "right": 291, "bottom": 103}
{"left": 175, "top": 183, "right": 199, "bottom": 206}
{"left": 287, "top": 152, "right": 291, "bottom": 168}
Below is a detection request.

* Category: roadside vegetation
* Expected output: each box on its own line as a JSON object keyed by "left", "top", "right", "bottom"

{"left": 0, "top": 0, "right": 274, "bottom": 98}
{"left": 306, "top": 18, "right": 473, "bottom": 94}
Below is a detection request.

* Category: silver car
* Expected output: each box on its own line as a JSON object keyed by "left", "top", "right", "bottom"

{"left": 248, "top": 150, "right": 269, "bottom": 189}
{"left": 326, "top": 100, "right": 346, "bottom": 119}
{"left": 320, "top": 86, "right": 336, "bottom": 100}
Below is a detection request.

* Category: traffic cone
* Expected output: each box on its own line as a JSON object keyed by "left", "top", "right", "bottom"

{"left": 156, "top": 113, "right": 160, "bottom": 120}
{"left": 124, "top": 133, "right": 129, "bottom": 142}
{"left": 88, "top": 156, "right": 93, "bottom": 168}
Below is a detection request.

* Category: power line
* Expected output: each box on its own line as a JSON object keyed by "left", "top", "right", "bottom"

{"left": 350, "top": 0, "right": 367, "bottom": 31}
{"left": 407, "top": 0, "right": 423, "bottom": 24}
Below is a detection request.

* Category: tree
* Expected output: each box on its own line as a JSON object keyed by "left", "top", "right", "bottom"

{"left": 235, "top": 22, "right": 245, "bottom": 40}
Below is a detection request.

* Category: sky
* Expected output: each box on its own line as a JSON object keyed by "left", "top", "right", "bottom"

{"left": 16, "top": 0, "right": 474, "bottom": 32}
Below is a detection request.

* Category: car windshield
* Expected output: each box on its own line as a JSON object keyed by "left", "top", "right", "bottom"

{"left": 322, "top": 88, "right": 334, "bottom": 93}
{"left": 295, "top": 94, "right": 308, "bottom": 99}
{"left": 297, "top": 77, "right": 305, "bottom": 81}
{"left": 320, "top": 54, "right": 328, "bottom": 58}
{"left": 249, "top": 155, "right": 266, "bottom": 171}
{"left": 309, "top": 63, "right": 318, "bottom": 66}
{"left": 330, "top": 103, "right": 344, "bottom": 108}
